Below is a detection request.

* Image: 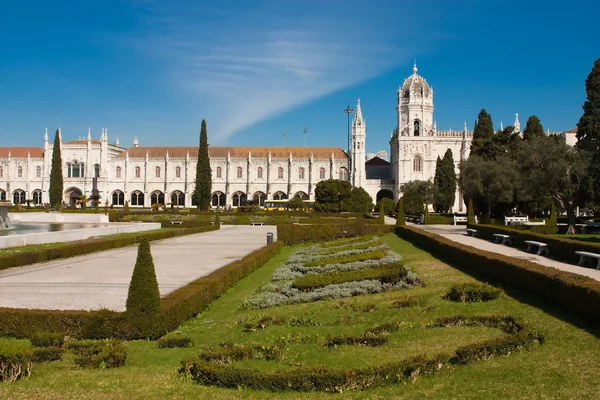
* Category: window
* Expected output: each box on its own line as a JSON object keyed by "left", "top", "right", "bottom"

{"left": 237, "top": 167, "right": 243, "bottom": 179}
{"left": 298, "top": 167, "right": 305, "bottom": 179}
{"left": 151, "top": 191, "right": 164, "bottom": 205}
{"left": 278, "top": 167, "right": 284, "bottom": 179}
{"left": 32, "top": 189, "right": 42, "bottom": 205}
{"left": 67, "top": 162, "right": 84, "bottom": 178}
{"left": 319, "top": 167, "right": 325, "bottom": 179}
{"left": 0, "top": 189, "right": 5, "bottom": 201}
{"left": 0, "top": 166, "right": 3, "bottom": 178}
{"left": 131, "top": 191, "right": 144, "bottom": 206}
{"left": 116, "top": 166, "right": 122, "bottom": 178}
{"left": 338, "top": 167, "right": 348, "bottom": 181}
{"left": 94, "top": 164, "right": 100, "bottom": 178}
{"left": 176, "top": 166, "right": 181, "bottom": 178}
{"left": 232, "top": 192, "right": 246, "bottom": 207}
{"left": 413, "top": 155, "right": 422, "bottom": 172}
{"left": 253, "top": 192, "right": 266, "bottom": 206}
{"left": 171, "top": 191, "right": 185, "bottom": 206}
{"left": 414, "top": 120, "right": 421, "bottom": 136}
{"left": 216, "top": 167, "right": 222, "bottom": 178}
{"left": 211, "top": 192, "right": 226, "bottom": 208}
{"left": 112, "top": 190, "right": 124, "bottom": 206}
{"left": 294, "top": 191, "right": 308, "bottom": 200}
{"left": 273, "top": 191, "right": 287, "bottom": 201}
{"left": 135, "top": 167, "right": 141, "bottom": 178}
{"left": 18, "top": 166, "right": 23, "bottom": 178}
{"left": 257, "top": 167, "right": 263, "bottom": 179}
{"left": 36, "top": 166, "right": 41, "bottom": 178}
{"left": 13, "top": 189, "right": 25, "bottom": 205}
{"left": 155, "top": 167, "right": 161, "bottom": 178}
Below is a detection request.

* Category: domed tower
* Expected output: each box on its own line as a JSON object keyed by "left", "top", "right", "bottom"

{"left": 396, "top": 62, "right": 435, "bottom": 137}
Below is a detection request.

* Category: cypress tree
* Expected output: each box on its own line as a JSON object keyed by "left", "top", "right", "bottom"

{"left": 48, "top": 129, "right": 63, "bottom": 208}
{"left": 126, "top": 238, "right": 161, "bottom": 338}
{"left": 549, "top": 202, "right": 558, "bottom": 226}
{"left": 523, "top": 115, "right": 544, "bottom": 141}
{"left": 423, "top": 204, "right": 429, "bottom": 224}
{"left": 441, "top": 149, "right": 456, "bottom": 212}
{"left": 378, "top": 200, "right": 385, "bottom": 224}
{"left": 433, "top": 156, "right": 444, "bottom": 212}
{"left": 194, "top": 120, "right": 212, "bottom": 210}
{"left": 576, "top": 58, "right": 600, "bottom": 152}
{"left": 470, "top": 109, "right": 496, "bottom": 160}
{"left": 396, "top": 197, "right": 406, "bottom": 226}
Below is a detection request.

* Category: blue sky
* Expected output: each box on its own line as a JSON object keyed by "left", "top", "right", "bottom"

{"left": 1, "top": 0, "right": 598, "bottom": 154}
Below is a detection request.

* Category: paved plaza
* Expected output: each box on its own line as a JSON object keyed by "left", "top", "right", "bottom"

{"left": 415, "top": 224, "right": 600, "bottom": 281}
{"left": 0, "top": 225, "right": 276, "bottom": 311}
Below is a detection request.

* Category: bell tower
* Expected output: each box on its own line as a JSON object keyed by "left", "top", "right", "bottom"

{"left": 351, "top": 98, "right": 366, "bottom": 188}
{"left": 396, "top": 62, "right": 435, "bottom": 137}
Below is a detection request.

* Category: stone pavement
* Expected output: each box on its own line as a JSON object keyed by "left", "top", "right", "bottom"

{"left": 0, "top": 225, "right": 277, "bottom": 311}
{"left": 415, "top": 224, "right": 600, "bottom": 281}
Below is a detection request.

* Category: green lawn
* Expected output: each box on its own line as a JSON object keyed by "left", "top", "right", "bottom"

{"left": 556, "top": 233, "right": 600, "bottom": 243}
{"left": 1, "top": 233, "right": 599, "bottom": 399}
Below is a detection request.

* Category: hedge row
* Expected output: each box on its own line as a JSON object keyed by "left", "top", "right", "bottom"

{"left": 0, "top": 225, "right": 220, "bottom": 271}
{"left": 292, "top": 264, "right": 408, "bottom": 291}
{"left": 468, "top": 223, "right": 600, "bottom": 264}
{"left": 277, "top": 224, "right": 393, "bottom": 245}
{"left": 179, "top": 314, "right": 542, "bottom": 392}
{"left": 396, "top": 226, "right": 600, "bottom": 325}
{"left": 0, "top": 242, "right": 283, "bottom": 340}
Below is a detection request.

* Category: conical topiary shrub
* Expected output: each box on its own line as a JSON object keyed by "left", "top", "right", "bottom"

{"left": 467, "top": 199, "right": 475, "bottom": 224}
{"left": 396, "top": 197, "right": 406, "bottom": 226}
{"left": 423, "top": 204, "right": 429, "bottom": 224}
{"left": 549, "top": 202, "right": 558, "bottom": 226}
{"left": 378, "top": 200, "right": 385, "bottom": 224}
{"left": 126, "top": 237, "right": 161, "bottom": 338}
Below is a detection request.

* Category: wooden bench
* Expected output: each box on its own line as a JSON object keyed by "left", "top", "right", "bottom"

{"left": 453, "top": 216, "right": 468, "bottom": 225}
{"left": 575, "top": 251, "right": 600, "bottom": 269}
{"left": 505, "top": 216, "right": 529, "bottom": 225}
{"left": 524, "top": 240, "right": 550, "bottom": 256}
{"left": 250, "top": 222, "right": 264, "bottom": 226}
{"left": 493, "top": 233, "right": 512, "bottom": 245}
{"left": 466, "top": 228, "right": 479, "bottom": 237}
{"left": 169, "top": 221, "right": 183, "bottom": 225}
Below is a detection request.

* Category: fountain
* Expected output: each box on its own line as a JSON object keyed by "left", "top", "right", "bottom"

{"left": 0, "top": 200, "right": 12, "bottom": 229}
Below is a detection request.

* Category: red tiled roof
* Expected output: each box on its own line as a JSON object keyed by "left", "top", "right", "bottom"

{"left": 365, "top": 156, "right": 390, "bottom": 166}
{"left": 116, "top": 146, "right": 348, "bottom": 159}
{"left": 566, "top": 127, "right": 578, "bottom": 133}
{"left": 0, "top": 147, "right": 44, "bottom": 158}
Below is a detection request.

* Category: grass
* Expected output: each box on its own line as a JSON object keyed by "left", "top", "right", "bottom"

{"left": 556, "top": 233, "right": 600, "bottom": 243}
{"left": 1, "top": 233, "right": 600, "bottom": 399}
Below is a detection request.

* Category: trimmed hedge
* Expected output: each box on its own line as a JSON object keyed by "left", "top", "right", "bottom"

{"left": 71, "top": 340, "right": 127, "bottom": 369}
{"left": 442, "top": 283, "right": 502, "bottom": 303}
{"left": 32, "top": 347, "right": 64, "bottom": 362}
{"left": 0, "top": 343, "right": 33, "bottom": 383}
{"left": 292, "top": 264, "right": 409, "bottom": 291}
{"left": 0, "top": 225, "right": 219, "bottom": 271}
{"left": 278, "top": 224, "right": 393, "bottom": 245}
{"left": 0, "top": 242, "right": 283, "bottom": 340}
{"left": 468, "top": 223, "right": 600, "bottom": 264}
{"left": 396, "top": 226, "right": 600, "bottom": 325}
{"left": 303, "top": 249, "right": 387, "bottom": 268}
{"left": 30, "top": 332, "right": 64, "bottom": 348}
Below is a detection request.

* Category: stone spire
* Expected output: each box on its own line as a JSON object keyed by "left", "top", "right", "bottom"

{"left": 353, "top": 98, "right": 364, "bottom": 124}
{"left": 413, "top": 59, "right": 418, "bottom": 74}
{"left": 133, "top": 136, "right": 139, "bottom": 147}
{"left": 500, "top": 121, "right": 504, "bottom": 131}
{"left": 115, "top": 136, "right": 120, "bottom": 147}
{"left": 87, "top": 127, "right": 92, "bottom": 141}
{"left": 514, "top": 113, "right": 521, "bottom": 133}
{"left": 44, "top": 127, "right": 48, "bottom": 142}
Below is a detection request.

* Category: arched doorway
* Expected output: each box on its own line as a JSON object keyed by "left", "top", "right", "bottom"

{"left": 65, "top": 187, "right": 82, "bottom": 207}
{"left": 376, "top": 189, "right": 394, "bottom": 203}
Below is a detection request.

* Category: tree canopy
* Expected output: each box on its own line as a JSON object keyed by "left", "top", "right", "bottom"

{"left": 432, "top": 149, "right": 456, "bottom": 212}
{"left": 401, "top": 180, "right": 432, "bottom": 215}
{"left": 470, "top": 109, "right": 496, "bottom": 160}
{"left": 315, "top": 179, "right": 352, "bottom": 212}
{"left": 523, "top": 115, "right": 544, "bottom": 141}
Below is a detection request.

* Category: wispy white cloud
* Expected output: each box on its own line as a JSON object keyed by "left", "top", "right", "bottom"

{"left": 124, "top": 1, "right": 445, "bottom": 143}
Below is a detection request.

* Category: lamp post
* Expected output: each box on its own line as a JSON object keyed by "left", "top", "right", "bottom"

{"left": 343, "top": 105, "right": 354, "bottom": 182}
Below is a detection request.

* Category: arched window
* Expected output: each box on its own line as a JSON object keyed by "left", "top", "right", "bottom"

{"left": 176, "top": 166, "right": 181, "bottom": 178}
{"left": 32, "top": 189, "right": 42, "bottom": 205}
{"left": 232, "top": 192, "right": 246, "bottom": 207}
{"left": 13, "top": 189, "right": 25, "bottom": 205}
{"left": 298, "top": 167, "right": 305, "bottom": 179}
{"left": 0, "top": 189, "right": 5, "bottom": 201}
{"left": 94, "top": 164, "right": 100, "bottom": 178}
{"left": 413, "top": 155, "right": 423, "bottom": 172}
{"left": 135, "top": 167, "right": 141, "bottom": 178}
{"left": 414, "top": 120, "right": 421, "bottom": 136}
{"left": 151, "top": 191, "right": 164, "bottom": 205}
{"left": 116, "top": 166, "right": 122, "bottom": 178}
{"left": 216, "top": 166, "right": 222, "bottom": 178}
{"left": 294, "top": 191, "right": 308, "bottom": 200}
{"left": 338, "top": 167, "right": 348, "bottom": 181}
{"left": 319, "top": 167, "right": 325, "bottom": 179}
{"left": 253, "top": 191, "right": 266, "bottom": 206}
{"left": 237, "top": 167, "right": 243, "bottom": 179}
{"left": 68, "top": 161, "right": 83, "bottom": 178}
{"left": 36, "top": 166, "right": 41, "bottom": 178}
{"left": 18, "top": 166, "right": 23, "bottom": 178}
{"left": 171, "top": 191, "right": 185, "bottom": 206}
{"left": 278, "top": 167, "right": 284, "bottom": 179}
{"left": 112, "top": 190, "right": 124, "bottom": 206}
{"left": 273, "top": 191, "right": 287, "bottom": 201}
{"left": 257, "top": 167, "right": 263, "bottom": 179}
{"left": 131, "top": 191, "right": 144, "bottom": 206}
{"left": 155, "top": 167, "right": 161, "bottom": 178}
{"left": 0, "top": 166, "right": 3, "bottom": 178}
{"left": 211, "top": 192, "right": 226, "bottom": 208}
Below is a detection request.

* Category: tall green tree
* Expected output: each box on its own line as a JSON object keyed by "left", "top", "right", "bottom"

{"left": 194, "top": 120, "right": 212, "bottom": 210}
{"left": 433, "top": 149, "right": 456, "bottom": 212}
{"left": 401, "top": 180, "right": 433, "bottom": 215}
{"left": 315, "top": 179, "right": 352, "bottom": 212}
{"left": 470, "top": 109, "right": 497, "bottom": 160}
{"left": 340, "top": 187, "right": 373, "bottom": 213}
{"left": 48, "top": 129, "right": 63, "bottom": 208}
{"left": 523, "top": 115, "right": 545, "bottom": 141}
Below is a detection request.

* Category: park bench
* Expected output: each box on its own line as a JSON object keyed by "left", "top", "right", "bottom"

{"left": 250, "top": 222, "right": 264, "bottom": 226}
{"left": 466, "top": 228, "right": 479, "bottom": 237}
{"left": 493, "top": 233, "right": 512, "bottom": 245}
{"left": 453, "top": 215, "right": 467, "bottom": 225}
{"left": 210, "top": 221, "right": 224, "bottom": 226}
{"left": 524, "top": 240, "right": 550, "bottom": 256}
{"left": 505, "top": 216, "right": 529, "bottom": 225}
{"left": 169, "top": 221, "right": 183, "bottom": 225}
{"left": 575, "top": 251, "right": 600, "bottom": 269}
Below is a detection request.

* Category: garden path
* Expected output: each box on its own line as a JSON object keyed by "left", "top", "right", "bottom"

{"left": 0, "top": 225, "right": 276, "bottom": 311}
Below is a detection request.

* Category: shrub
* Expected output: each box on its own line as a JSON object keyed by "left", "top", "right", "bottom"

{"left": 396, "top": 198, "right": 406, "bottom": 226}
{"left": 365, "top": 321, "right": 413, "bottom": 335}
{"left": 292, "top": 264, "right": 410, "bottom": 291}
{"left": 442, "top": 283, "right": 502, "bottom": 303}
{"left": 72, "top": 340, "right": 127, "bottom": 369}
{"left": 30, "top": 332, "right": 64, "bottom": 348}
{"left": 302, "top": 249, "right": 387, "bottom": 268}
{"left": 316, "top": 239, "right": 382, "bottom": 255}
{"left": 390, "top": 296, "right": 425, "bottom": 308}
{"left": 0, "top": 343, "right": 33, "bottom": 383}
{"left": 32, "top": 347, "right": 64, "bottom": 362}
{"left": 324, "top": 332, "right": 388, "bottom": 347}
{"left": 125, "top": 238, "right": 161, "bottom": 338}
{"left": 277, "top": 224, "right": 393, "bottom": 246}
{"left": 157, "top": 336, "right": 194, "bottom": 349}
{"left": 199, "top": 342, "right": 283, "bottom": 363}
{"left": 467, "top": 199, "right": 475, "bottom": 224}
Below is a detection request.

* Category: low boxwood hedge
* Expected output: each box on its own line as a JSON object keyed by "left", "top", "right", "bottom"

{"left": 396, "top": 226, "right": 600, "bottom": 325}
{"left": 442, "top": 283, "right": 502, "bottom": 303}
{"left": 0, "top": 343, "right": 33, "bottom": 383}
{"left": 292, "top": 264, "right": 409, "bottom": 291}
{"left": 278, "top": 224, "right": 393, "bottom": 245}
